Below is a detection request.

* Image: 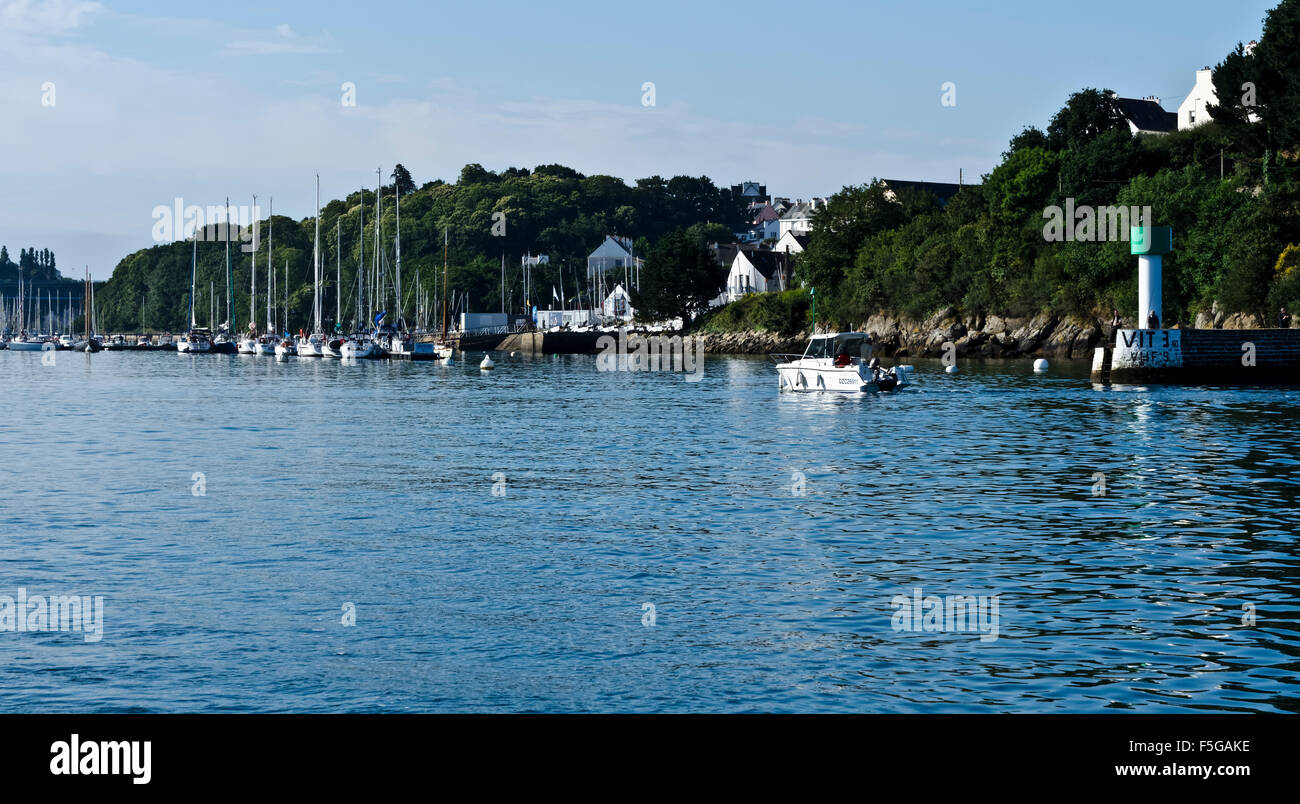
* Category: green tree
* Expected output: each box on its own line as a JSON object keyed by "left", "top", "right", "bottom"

{"left": 1046, "top": 88, "right": 1126, "bottom": 151}
{"left": 391, "top": 164, "right": 416, "bottom": 196}
{"left": 630, "top": 228, "right": 726, "bottom": 324}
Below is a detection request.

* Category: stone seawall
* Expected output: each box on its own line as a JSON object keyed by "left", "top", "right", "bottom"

{"left": 696, "top": 307, "right": 1105, "bottom": 358}
{"left": 1096, "top": 327, "right": 1300, "bottom": 382}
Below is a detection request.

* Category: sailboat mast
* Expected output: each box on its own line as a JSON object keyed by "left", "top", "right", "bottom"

{"left": 358, "top": 187, "right": 365, "bottom": 330}
{"left": 313, "top": 174, "right": 321, "bottom": 334}
{"left": 250, "top": 194, "right": 257, "bottom": 336}
{"left": 189, "top": 237, "right": 197, "bottom": 329}
{"left": 336, "top": 218, "right": 341, "bottom": 331}
{"left": 225, "top": 197, "right": 234, "bottom": 335}
{"left": 441, "top": 227, "right": 448, "bottom": 337}
{"left": 267, "top": 197, "right": 274, "bottom": 333}
{"left": 374, "top": 168, "right": 382, "bottom": 320}
{"left": 395, "top": 179, "right": 402, "bottom": 329}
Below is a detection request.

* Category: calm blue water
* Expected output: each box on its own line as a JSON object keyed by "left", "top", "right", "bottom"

{"left": 0, "top": 349, "right": 1296, "bottom": 712}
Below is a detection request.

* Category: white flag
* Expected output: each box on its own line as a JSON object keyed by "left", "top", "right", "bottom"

{"left": 552, "top": 286, "right": 559, "bottom": 301}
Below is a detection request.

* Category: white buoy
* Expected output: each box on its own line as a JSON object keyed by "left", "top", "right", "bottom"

{"left": 480, "top": 354, "right": 495, "bottom": 370}
{"left": 510, "top": 351, "right": 519, "bottom": 358}
{"left": 945, "top": 365, "right": 959, "bottom": 374}
{"left": 1033, "top": 358, "right": 1049, "bottom": 372}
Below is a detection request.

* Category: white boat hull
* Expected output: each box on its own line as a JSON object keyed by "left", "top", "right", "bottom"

{"left": 777, "top": 362, "right": 875, "bottom": 392}
{"left": 296, "top": 336, "right": 325, "bottom": 357}
{"left": 177, "top": 339, "right": 211, "bottom": 353}
{"left": 6, "top": 341, "right": 44, "bottom": 352}
{"left": 340, "top": 340, "right": 375, "bottom": 359}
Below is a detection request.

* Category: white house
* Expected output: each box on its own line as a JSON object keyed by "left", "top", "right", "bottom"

{"left": 588, "top": 235, "right": 641, "bottom": 280}
{"left": 1178, "top": 68, "right": 1217, "bottom": 130}
{"left": 773, "top": 231, "right": 809, "bottom": 254}
{"left": 1177, "top": 51, "right": 1260, "bottom": 130}
{"left": 778, "top": 199, "right": 823, "bottom": 237}
{"left": 722, "top": 249, "right": 791, "bottom": 304}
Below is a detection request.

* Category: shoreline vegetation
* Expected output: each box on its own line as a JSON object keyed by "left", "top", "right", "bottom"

{"left": 7, "top": 1, "right": 1299, "bottom": 349}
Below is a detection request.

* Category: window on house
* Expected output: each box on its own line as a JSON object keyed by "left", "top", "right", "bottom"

{"left": 1189, "top": 110, "right": 1196, "bottom": 124}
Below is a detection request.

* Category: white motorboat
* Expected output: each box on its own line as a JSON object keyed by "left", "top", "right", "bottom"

{"left": 772, "top": 332, "right": 913, "bottom": 393}
{"left": 58, "top": 334, "right": 75, "bottom": 349}
{"left": 237, "top": 334, "right": 258, "bottom": 354}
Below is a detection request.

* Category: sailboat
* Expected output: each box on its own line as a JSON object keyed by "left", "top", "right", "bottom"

{"left": 239, "top": 195, "right": 260, "bottom": 355}
{"left": 383, "top": 178, "right": 430, "bottom": 359}
{"left": 256, "top": 198, "right": 279, "bottom": 355}
{"left": 8, "top": 267, "right": 42, "bottom": 350}
{"left": 176, "top": 237, "right": 212, "bottom": 353}
{"left": 339, "top": 194, "right": 375, "bottom": 359}
{"left": 323, "top": 218, "right": 343, "bottom": 358}
{"left": 296, "top": 175, "right": 326, "bottom": 357}
{"left": 211, "top": 200, "right": 238, "bottom": 353}
{"left": 274, "top": 257, "right": 296, "bottom": 357}
{"left": 73, "top": 268, "right": 102, "bottom": 352}
{"left": 434, "top": 227, "right": 454, "bottom": 360}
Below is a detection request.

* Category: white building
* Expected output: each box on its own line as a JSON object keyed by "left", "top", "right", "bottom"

{"left": 535, "top": 308, "right": 596, "bottom": 329}
{"left": 773, "top": 231, "right": 809, "bottom": 254}
{"left": 1178, "top": 68, "right": 1217, "bottom": 130}
{"left": 778, "top": 199, "right": 823, "bottom": 237}
{"left": 587, "top": 235, "right": 641, "bottom": 278}
{"left": 1177, "top": 49, "right": 1260, "bottom": 130}
{"left": 722, "top": 249, "right": 792, "bottom": 304}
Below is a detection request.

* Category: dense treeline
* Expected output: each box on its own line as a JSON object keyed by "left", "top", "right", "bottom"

{"left": 0, "top": 245, "right": 67, "bottom": 284}
{"left": 95, "top": 165, "right": 748, "bottom": 332}
{"left": 796, "top": 0, "right": 1300, "bottom": 329}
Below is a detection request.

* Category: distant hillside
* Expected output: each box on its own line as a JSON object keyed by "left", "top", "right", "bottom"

{"left": 94, "top": 165, "right": 749, "bottom": 333}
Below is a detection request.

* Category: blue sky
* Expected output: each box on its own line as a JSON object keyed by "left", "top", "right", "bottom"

{"left": 0, "top": 0, "right": 1278, "bottom": 275}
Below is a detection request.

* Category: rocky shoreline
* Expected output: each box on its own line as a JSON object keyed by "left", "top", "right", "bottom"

{"left": 694, "top": 305, "right": 1288, "bottom": 358}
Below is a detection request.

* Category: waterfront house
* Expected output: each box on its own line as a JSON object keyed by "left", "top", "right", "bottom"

{"left": 1113, "top": 95, "right": 1177, "bottom": 135}
{"left": 722, "top": 249, "right": 792, "bottom": 303}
